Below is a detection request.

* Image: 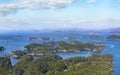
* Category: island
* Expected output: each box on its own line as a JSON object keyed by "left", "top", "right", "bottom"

{"left": 24, "top": 41, "right": 104, "bottom": 56}
{"left": 14, "top": 36, "right": 22, "bottom": 38}
{"left": 0, "top": 46, "right": 5, "bottom": 51}
{"left": 107, "top": 35, "right": 120, "bottom": 40}
{"left": 7, "top": 54, "right": 113, "bottom": 75}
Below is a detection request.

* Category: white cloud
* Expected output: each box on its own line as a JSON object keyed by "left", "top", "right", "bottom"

{"left": 0, "top": 3, "right": 22, "bottom": 16}
{"left": 0, "top": 0, "right": 76, "bottom": 16}
{"left": 0, "top": 0, "right": 97, "bottom": 16}
{"left": 88, "top": 0, "right": 96, "bottom": 3}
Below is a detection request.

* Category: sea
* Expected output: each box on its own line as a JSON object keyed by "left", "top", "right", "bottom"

{"left": 0, "top": 30, "right": 120, "bottom": 75}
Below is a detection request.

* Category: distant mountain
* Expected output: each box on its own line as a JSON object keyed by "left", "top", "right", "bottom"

{"left": 1, "top": 27, "right": 120, "bottom": 35}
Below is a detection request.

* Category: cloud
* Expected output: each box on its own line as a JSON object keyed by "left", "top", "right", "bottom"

{"left": 0, "top": 0, "right": 76, "bottom": 16}
{"left": 0, "top": 3, "right": 22, "bottom": 16}
{"left": 0, "top": 0, "right": 97, "bottom": 16}
{"left": 88, "top": 0, "right": 96, "bottom": 3}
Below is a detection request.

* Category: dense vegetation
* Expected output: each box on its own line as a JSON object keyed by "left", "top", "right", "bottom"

{"left": 24, "top": 41, "right": 104, "bottom": 55}
{"left": 6, "top": 54, "right": 113, "bottom": 75}
{"left": 0, "top": 41, "right": 113, "bottom": 75}
{"left": 11, "top": 50, "right": 26, "bottom": 58}
{"left": 107, "top": 35, "right": 120, "bottom": 40}
{"left": 0, "top": 55, "right": 11, "bottom": 75}
{"left": 8, "top": 55, "right": 34, "bottom": 75}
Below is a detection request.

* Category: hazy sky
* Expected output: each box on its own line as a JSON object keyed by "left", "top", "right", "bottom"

{"left": 0, "top": 0, "right": 120, "bottom": 30}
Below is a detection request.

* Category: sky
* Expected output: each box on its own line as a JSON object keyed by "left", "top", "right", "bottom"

{"left": 0, "top": 0, "right": 120, "bottom": 30}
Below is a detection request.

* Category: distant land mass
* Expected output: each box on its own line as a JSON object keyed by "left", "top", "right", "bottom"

{"left": 1, "top": 27, "right": 120, "bottom": 35}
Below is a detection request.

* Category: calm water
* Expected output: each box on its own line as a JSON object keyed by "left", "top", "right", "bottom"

{"left": 0, "top": 31, "right": 119, "bottom": 75}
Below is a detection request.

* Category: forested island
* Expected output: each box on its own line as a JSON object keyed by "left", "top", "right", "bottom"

{"left": 107, "top": 35, "right": 120, "bottom": 40}
{"left": 23, "top": 41, "right": 104, "bottom": 56}
{"left": 0, "top": 54, "right": 113, "bottom": 75}
{"left": 2, "top": 41, "right": 113, "bottom": 75}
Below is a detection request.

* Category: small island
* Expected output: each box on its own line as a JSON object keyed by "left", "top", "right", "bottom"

{"left": 0, "top": 46, "right": 5, "bottom": 51}
{"left": 107, "top": 35, "right": 120, "bottom": 40}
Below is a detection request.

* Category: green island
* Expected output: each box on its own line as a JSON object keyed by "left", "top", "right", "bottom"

{"left": 107, "top": 35, "right": 120, "bottom": 40}
{"left": 5, "top": 41, "right": 113, "bottom": 75}
{"left": 4, "top": 54, "right": 113, "bottom": 75}
{"left": 23, "top": 41, "right": 104, "bottom": 56}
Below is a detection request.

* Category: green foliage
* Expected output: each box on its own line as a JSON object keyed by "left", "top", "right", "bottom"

{"left": 0, "top": 55, "right": 11, "bottom": 75}
{"left": 8, "top": 54, "right": 113, "bottom": 75}
{"left": 24, "top": 41, "right": 103, "bottom": 54}
{"left": 8, "top": 55, "right": 34, "bottom": 75}
{"left": 0, "top": 50, "right": 113, "bottom": 75}
{"left": 24, "top": 43, "right": 52, "bottom": 54}
{"left": 12, "top": 50, "right": 26, "bottom": 58}
{"left": 23, "top": 54, "right": 63, "bottom": 75}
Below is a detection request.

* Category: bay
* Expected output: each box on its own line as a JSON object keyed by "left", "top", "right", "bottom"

{"left": 0, "top": 30, "right": 119, "bottom": 75}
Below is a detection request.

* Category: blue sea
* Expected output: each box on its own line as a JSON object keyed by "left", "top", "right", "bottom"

{"left": 0, "top": 30, "right": 120, "bottom": 75}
